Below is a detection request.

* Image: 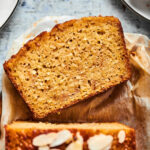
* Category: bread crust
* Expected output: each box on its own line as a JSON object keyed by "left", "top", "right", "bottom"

{"left": 3, "top": 16, "right": 131, "bottom": 119}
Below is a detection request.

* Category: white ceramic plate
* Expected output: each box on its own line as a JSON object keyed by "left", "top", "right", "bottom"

{"left": 121, "top": 0, "right": 150, "bottom": 21}
{"left": 0, "top": 0, "right": 19, "bottom": 29}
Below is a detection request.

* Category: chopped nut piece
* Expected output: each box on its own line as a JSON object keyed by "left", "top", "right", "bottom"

{"left": 51, "top": 130, "right": 73, "bottom": 147}
{"left": 66, "top": 132, "right": 83, "bottom": 150}
{"left": 118, "top": 130, "right": 126, "bottom": 143}
{"left": 33, "top": 133, "right": 57, "bottom": 146}
{"left": 87, "top": 134, "right": 113, "bottom": 150}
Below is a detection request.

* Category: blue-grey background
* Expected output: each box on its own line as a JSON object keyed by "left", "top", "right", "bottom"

{"left": 0, "top": 0, "right": 150, "bottom": 91}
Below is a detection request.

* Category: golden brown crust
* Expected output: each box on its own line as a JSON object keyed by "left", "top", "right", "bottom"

{"left": 3, "top": 16, "right": 131, "bottom": 119}
{"left": 116, "top": 19, "right": 131, "bottom": 78}
{"left": 5, "top": 122, "right": 136, "bottom": 150}
{"left": 3, "top": 32, "right": 48, "bottom": 118}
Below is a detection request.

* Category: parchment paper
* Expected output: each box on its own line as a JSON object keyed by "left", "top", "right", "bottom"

{"left": 1, "top": 16, "right": 150, "bottom": 150}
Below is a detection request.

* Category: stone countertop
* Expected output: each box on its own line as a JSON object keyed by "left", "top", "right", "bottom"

{"left": 0, "top": 0, "right": 150, "bottom": 91}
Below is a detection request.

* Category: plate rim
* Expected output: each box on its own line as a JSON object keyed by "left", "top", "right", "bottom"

{"left": 121, "top": 0, "right": 150, "bottom": 22}
{"left": 0, "top": 0, "right": 19, "bottom": 31}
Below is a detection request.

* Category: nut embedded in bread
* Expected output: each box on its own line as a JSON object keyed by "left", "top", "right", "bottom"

{"left": 5, "top": 122, "right": 136, "bottom": 150}
{"left": 3, "top": 16, "right": 131, "bottom": 118}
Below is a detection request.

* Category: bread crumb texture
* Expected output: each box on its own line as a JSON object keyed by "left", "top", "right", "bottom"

{"left": 4, "top": 16, "right": 131, "bottom": 118}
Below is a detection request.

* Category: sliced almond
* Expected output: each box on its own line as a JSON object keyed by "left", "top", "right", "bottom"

{"left": 38, "top": 146, "right": 50, "bottom": 150}
{"left": 66, "top": 132, "right": 83, "bottom": 150}
{"left": 50, "top": 130, "right": 73, "bottom": 147}
{"left": 87, "top": 134, "right": 113, "bottom": 150}
{"left": 33, "top": 133, "right": 57, "bottom": 146}
{"left": 118, "top": 130, "right": 126, "bottom": 143}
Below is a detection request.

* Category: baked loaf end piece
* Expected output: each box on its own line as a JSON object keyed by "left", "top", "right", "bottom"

{"left": 5, "top": 122, "right": 136, "bottom": 150}
{"left": 4, "top": 16, "right": 131, "bottom": 118}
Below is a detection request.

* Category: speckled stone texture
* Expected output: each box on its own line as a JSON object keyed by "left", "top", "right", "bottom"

{"left": 0, "top": 0, "right": 150, "bottom": 91}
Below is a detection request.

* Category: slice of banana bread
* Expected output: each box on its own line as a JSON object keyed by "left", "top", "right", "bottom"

{"left": 5, "top": 122, "right": 136, "bottom": 150}
{"left": 4, "top": 16, "right": 131, "bottom": 118}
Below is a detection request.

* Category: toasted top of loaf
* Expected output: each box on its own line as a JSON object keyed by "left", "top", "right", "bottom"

{"left": 4, "top": 16, "right": 131, "bottom": 118}
{"left": 5, "top": 122, "right": 136, "bottom": 150}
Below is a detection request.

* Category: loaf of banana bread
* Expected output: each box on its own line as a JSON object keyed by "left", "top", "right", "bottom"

{"left": 5, "top": 122, "right": 136, "bottom": 150}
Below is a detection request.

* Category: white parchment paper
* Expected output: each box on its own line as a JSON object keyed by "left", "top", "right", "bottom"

{"left": 1, "top": 16, "right": 150, "bottom": 150}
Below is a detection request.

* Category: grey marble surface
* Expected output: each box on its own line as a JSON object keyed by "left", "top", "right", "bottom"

{"left": 0, "top": 0, "right": 150, "bottom": 91}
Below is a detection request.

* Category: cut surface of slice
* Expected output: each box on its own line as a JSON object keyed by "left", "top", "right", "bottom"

{"left": 4, "top": 16, "right": 131, "bottom": 118}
